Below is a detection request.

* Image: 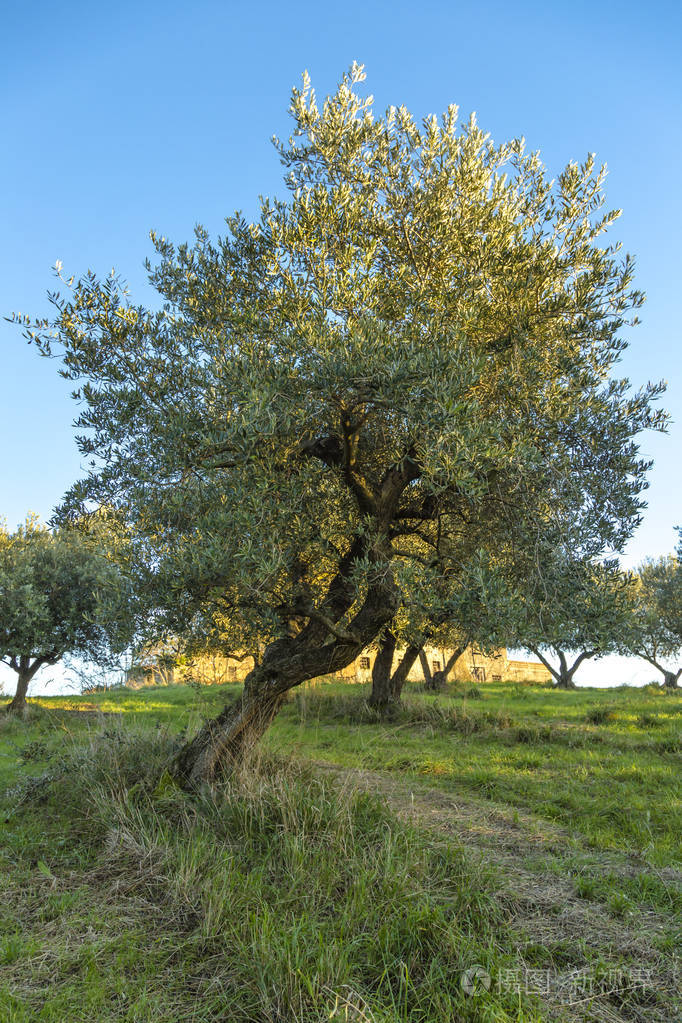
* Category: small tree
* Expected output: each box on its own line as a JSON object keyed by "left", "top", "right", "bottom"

{"left": 0, "top": 516, "right": 130, "bottom": 713}
{"left": 626, "top": 556, "right": 682, "bottom": 689}
{"left": 18, "top": 66, "right": 663, "bottom": 780}
{"left": 512, "top": 553, "right": 631, "bottom": 689}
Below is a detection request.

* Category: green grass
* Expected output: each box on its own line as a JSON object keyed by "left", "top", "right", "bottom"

{"left": 1, "top": 678, "right": 680, "bottom": 1021}
{"left": 1, "top": 725, "right": 539, "bottom": 1022}
{"left": 279, "top": 681, "right": 682, "bottom": 865}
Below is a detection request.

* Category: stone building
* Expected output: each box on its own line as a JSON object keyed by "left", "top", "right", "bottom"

{"left": 126, "top": 643, "right": 550, "bottom": 688}
{"left": 346, "top": 645, "right": 550, "bottom": 685}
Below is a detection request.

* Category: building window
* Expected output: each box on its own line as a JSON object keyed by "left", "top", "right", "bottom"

{"left": 432, "top": 660, "right": 441, "bottom": 672}
{"left": 359, "top": 656, "right": 371, "bottom": 669}
{"left": 492, "top": 674, "right": 501, "bottom": 682}
{"left": 228, "top": 666, "right": 237, "bottom": 681}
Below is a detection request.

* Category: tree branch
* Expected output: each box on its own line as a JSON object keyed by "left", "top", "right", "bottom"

{"left": 299, "top": 433, "right": 376, "bottom": 514}
{"left": 568, "top": 649, "right": 596, "bottom": 675}
{"left": 378, "top": 448, "right": 421, "bottom": 520}
{"left": 638, "top": 651, "right": 667, "bottom": 674}
{"left": 528, "top": 644, "right": 560, "bottom": 682}
{"left": 297, "top": 604, "right": 359, "bottom": 643}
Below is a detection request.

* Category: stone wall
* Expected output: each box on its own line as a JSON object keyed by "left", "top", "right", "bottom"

{"left": 127, "top": 644, "right": 551, "bottom": 687}
{"left": 349, "top": 645, "right": 549, "bottom": 684}
{"left": 503, "top": 658, "right": 553, "bottom": 684}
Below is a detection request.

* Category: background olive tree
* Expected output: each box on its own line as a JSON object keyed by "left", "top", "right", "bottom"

{"left": 18, "top": 66, "right": 663, "bottom": 781}
{"left": 0, "top": 515, "right": 131, "bottom": 713}
{"left": 624, "top": 556, "right": 682, "bottom": 688}
{"left": 505, "top": 544, "right": 633, "bottom": 688}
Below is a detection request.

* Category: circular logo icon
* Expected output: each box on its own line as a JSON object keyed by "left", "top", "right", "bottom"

{"left": 461, "top": 965, "right": 491, "bottom": 996}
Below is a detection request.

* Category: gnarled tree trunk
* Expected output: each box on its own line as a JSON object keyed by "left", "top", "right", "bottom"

{"left": 368, "top": 636, "right": 422, "bottom": 711}
{"left": 5, "top": 656, "right": 45, "bottom": 716}
{"left": 418, "top": 649, "right": 433, "bottom": 689}
{"left": 554, "top": 650, "right": 578, "bottom": 689}
{"left": 367, "top": 630, "right": 397, "bottom": 710}
{"left": 663, "top": 669, "right": 680, "bottom": 690}
{"left": 6, "top": 670, "right": 31, "bottom": 715}
{"left": 639, "top": 653, "right": 681, "bottom": 690}
{"left": 530, "top": 647, "right": 595, "bottom": 690}
{"left": 173, "top": 435, "right": 423, "bottom": 785}
{"left": 389, "top": 643, "right": 422, "bottom": 701}
{"left": 173, "top": 550, "right": 400, "bottom": 786}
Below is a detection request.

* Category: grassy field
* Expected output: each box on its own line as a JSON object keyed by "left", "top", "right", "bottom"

{"left": 1, "top": 678, "right": 680, "bottom": 1022}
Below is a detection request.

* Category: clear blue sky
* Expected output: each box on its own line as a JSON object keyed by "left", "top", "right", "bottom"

{"left": 1, "top": 0, "right": 681, "bottom": 689}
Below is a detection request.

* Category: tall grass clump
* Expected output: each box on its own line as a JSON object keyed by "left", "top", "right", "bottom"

{"left": 293, "top": 687, "right": 514, "bottom": 735}
{"left": 25, "top": 727, "right": 539, "bottom": 1022}
{"left": 585, "top": 705, "right": 617, "bottom": 725}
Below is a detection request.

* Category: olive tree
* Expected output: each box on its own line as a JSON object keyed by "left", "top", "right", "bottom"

{"left": 0, "top": 516, "right": 130, "bottom": 713}
{"left": 626, "top": 556, "right": 682, "bottom": 689}
{"left": 18, "top": 66, "right": 663, "bottom": 781}
{"left": 510, "top": 551, "right": 633, "bottom": 688}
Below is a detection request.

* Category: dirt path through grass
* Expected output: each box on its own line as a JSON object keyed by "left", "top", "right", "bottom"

{"left": 315, "top": 761, "right": 681, "bottom": 1023}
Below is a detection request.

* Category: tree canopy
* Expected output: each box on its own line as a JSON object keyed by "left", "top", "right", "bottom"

{"left": 17, "top": 65, "right": 664, "bottom": 779}
{"left": 0, "top": 515, "right": 131, "bottom": 712}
